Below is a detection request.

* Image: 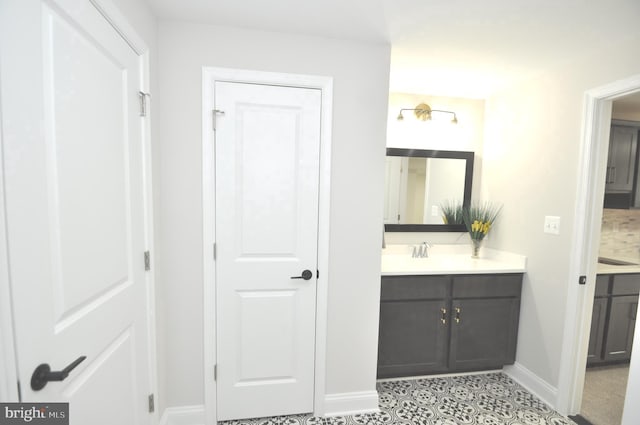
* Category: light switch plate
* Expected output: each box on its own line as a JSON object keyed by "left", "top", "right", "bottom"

{"left": 431, "top": 205, "right": 440, "bottom": 217}
{"left": 544, "top": 216, "right": 561, "bottom": 235}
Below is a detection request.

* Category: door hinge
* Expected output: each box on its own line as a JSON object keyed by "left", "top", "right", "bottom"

{"left": 579, "top": 275, "right": 587, "bottom": 285}
{"left": 213, "top": 243, "right": 216, "bottom": 260}
{"left": 317, "top": 269, "right": 320, "bottom": 279}
{"left": 214, "top": 364, "right": 217, "bottom": 381}
{"left": 212, "top": 109, "right": 225, "bottom": 131}
{"left": 148, "top": 394, "right": 155, "bottom": 413}
{"left": 144, "top": 251, "right": 151, "bottom": 271}
{"left": 17, "top": 380, "right": 22, "bottom": 402}
{"left": 138, "top": 91, "right": 150, "bottom": 117}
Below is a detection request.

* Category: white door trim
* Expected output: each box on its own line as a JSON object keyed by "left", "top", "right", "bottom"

{"left": 202, "top": 67, "right": 333, "bottom": 424}
{"left": 557, "top": 73, "right": 640, "bottom": 417}
{"left": 0, "top": 0, "right": 157, "bottom": 414}
{"left": 0, "top": 80, "right": 19, "bottom": 402}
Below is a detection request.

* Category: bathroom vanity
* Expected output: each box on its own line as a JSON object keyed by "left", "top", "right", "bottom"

{"left": 378, "top": 245, "right": 526, "bottom": 378}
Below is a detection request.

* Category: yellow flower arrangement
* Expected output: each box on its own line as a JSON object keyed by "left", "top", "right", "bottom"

{"left": 462, "top": 202, "right": 502, "bottom": 242}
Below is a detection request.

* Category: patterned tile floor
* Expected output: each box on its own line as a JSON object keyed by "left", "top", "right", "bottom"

{"left": 221, "top": 372, "right": 576, "bottom": 425}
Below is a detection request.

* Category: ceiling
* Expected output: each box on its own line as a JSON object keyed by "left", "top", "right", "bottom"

{"left": 147, "top": 0, "right": 640, "bottom": 99}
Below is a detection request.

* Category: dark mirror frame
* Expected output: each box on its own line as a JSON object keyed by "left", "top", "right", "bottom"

{"left": 384, "top": 148, "right": 475, "bottom": 232}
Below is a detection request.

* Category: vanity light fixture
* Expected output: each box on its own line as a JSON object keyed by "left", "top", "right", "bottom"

{"left": 397, "top": 103, "right": 458, "bottom": 124}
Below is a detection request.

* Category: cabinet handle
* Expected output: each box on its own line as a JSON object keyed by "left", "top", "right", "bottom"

{"left": 455, "top": 307, "right": 461, "bottom": 324}
{"left": 440, "top": 308, "right": 447, "bottom": 325}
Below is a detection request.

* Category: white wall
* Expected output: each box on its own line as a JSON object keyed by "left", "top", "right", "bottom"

{"left": 482, "top": 34, "right": 640, "bottom": 408}
{"left": 156, "top": 21, "right": 390, "bottom": 409}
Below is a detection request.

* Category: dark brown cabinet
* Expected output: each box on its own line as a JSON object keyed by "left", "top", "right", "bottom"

{"left": 377, "top": 273, "right": 523, "bottom": 378}
{"left": 588, "top": 274, "right": 639, "bottom": 365}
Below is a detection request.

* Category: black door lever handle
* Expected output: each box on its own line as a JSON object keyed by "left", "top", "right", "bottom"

{"left": 291, "top": 269, "right": 313, "bottom": 280}
{"left": 31, "top": 355, "right": 87, "bottom": 391}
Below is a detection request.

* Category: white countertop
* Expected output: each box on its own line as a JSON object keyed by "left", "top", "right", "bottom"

{"left": 381, "top": 244, "right": 527, "bottom": 276}
{"left": 596, "top": 254, "right": 640, "bottom": 274}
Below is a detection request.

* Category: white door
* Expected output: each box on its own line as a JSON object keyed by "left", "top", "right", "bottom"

{"left": 215, "top": 81, "right": 321, "bottom": 420}
{"left": 1, "top": 1, "right": 152, "bottom": 423}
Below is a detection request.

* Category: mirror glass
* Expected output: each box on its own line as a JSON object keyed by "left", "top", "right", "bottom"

{"left": 384, "top": 148, "right": 474, "bottom": 232}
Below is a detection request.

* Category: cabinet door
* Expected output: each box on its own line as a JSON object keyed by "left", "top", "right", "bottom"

{"left": 587, "top": 297, "right": 607, "bottom": 365}
{"left": 606, "top": 126, "right": 638, "bottom": 192}
{"left": 604, "top": 295, "right": 638, "bottom": 362}
{"left": 449, "top": 298, "right": 520, "bottom": 371}
{"left": 377, "top": 299, "right": 448, "bottom": 378}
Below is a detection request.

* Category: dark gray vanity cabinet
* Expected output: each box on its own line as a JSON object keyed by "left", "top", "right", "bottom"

{"left": 588, "top": 274, "right": 639, "bottom": 365}
{"left": 449, "top": 274, "right": 522, "bottom": 371}
{"left": 377, "top": 273, "right": 523, "bottom": 378}
{"left": 377, "top": 276, "right": 449, "bottom": 378}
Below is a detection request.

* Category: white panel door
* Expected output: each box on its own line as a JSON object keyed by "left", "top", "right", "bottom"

{"left": 1, "top": 1, "right": 151, "bottom": 423}
{"left": 215, "top": 82, "right": 321, "bottom": 420}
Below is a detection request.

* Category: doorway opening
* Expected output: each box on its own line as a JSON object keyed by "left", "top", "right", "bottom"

{"left": 557, "top": 74, "right": 640, "bottom": 425}
{"left": 577, "top": 94, "right": 640, "bottom": 425}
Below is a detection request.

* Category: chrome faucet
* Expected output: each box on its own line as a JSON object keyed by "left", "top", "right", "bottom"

{"left": 412, "top": 242, "right": 432, "bottom": 258}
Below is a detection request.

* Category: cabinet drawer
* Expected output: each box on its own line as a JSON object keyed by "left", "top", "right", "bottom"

{"left": 381, "top": 275, "right": 449, "bottom": 301}
{"left": 612, "top": 274, "right": 640, "bottom": 296}
{"left": 452, "top": 274, "right": 522, "bottom": 298}
{"left": 595, "top": 275, "right": 610, "bottom": 297}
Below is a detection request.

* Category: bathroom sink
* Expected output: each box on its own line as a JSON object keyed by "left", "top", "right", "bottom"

{"left": 598, "top": 257, "right": 639, "bottom": 266}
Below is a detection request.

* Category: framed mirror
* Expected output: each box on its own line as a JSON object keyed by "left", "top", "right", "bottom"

{"left": 384, "top": 148, "right": 474, "bottom": 232}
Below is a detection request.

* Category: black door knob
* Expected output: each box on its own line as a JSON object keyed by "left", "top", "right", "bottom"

{"left": 291, "top": 269, "right": 313, "bottom": 280}
{"left": 31, "top": 356, "right": 87, "bottom": 391}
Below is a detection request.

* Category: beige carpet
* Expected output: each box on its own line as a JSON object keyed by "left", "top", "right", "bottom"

{"left": 581, "top": 364, "right": 630, "bottom": 425}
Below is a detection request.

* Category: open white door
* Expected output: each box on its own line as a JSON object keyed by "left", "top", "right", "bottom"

{"left": 1, "top": 0, "right": 153, "bottom": 423}
{"left": 215, "top": 81, "right": 321, "bottom": 420}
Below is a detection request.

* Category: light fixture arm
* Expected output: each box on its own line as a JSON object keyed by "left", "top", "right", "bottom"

{"left": 397, "top": 102, "right": 458, "bottom": 124}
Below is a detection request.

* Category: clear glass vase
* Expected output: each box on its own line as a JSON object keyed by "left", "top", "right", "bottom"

{"left": 471, "top": 239, "right": 482, "bottom": 259}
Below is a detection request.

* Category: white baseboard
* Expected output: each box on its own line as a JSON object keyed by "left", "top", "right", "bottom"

{"left": 160, "top": 405, "right": 205, "bottom": 425}
{"left": 323, "top": 390, "right": 379, "bottom": 417}
{"left": 160, "top": 391, "right": 380, "bottom": 424}
{"left": 503, "top": 362, "right": 558, "bottom": 408}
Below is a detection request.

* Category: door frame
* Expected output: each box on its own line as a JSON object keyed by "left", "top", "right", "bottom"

{"left": 202, "top": 67, "right": 333, "bottom": 424}
{"left": 556, "top": 73, "right": 640, "bottom": 417}
{"left": 0, "top": 0, "right": 157, "bottom": 414}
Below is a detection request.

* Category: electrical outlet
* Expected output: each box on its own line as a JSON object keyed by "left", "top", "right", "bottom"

{"left": 544, "top": 216, "right": 561, "bottom": 235}
{"left": 431, "top": 205, "right": 440, "bottom": 217}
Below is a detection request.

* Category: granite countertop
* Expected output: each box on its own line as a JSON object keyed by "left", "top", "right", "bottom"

{"left": 381, "top": 244, "right": 527, "bottom": 276}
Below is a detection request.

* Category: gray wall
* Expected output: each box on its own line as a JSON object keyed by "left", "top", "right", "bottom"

{"left": 156, "top": 20, "right": 391, "bottom": 408}
{"left": 482, "top": 34, "right": 640, "bottom": 406}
